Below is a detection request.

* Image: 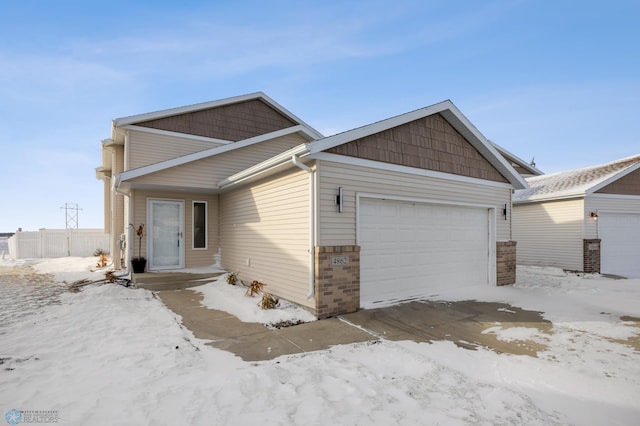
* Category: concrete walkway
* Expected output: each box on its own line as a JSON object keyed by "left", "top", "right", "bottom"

{"left": 158, "top": 288, "right": 555, "bottom": 361}
{"left": 157, "top": 290, "right": 376, "bottom": 361}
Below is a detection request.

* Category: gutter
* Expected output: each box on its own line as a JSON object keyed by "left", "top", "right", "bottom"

{"left": 218, "top": 144, "right": 310, "bottom": 189}
{"left": 291, "top": 155, "right": 316, "bottom": 300}
{"left": 112, "top": 174, "right": 130, "bottom": 197}
{"left": 513, "top": 192, "right": 585, "bottom": 205}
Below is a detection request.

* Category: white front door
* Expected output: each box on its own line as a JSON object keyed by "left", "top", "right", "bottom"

{"left": 148, "top": 199, "right": 185, "bottom": 270}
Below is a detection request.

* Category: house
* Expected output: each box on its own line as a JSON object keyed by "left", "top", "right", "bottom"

{"left": 513, "top": 155, "right": 640, "bottom": 278}
{"left": 96, "top": 93, "right": 527, "bottom": 318}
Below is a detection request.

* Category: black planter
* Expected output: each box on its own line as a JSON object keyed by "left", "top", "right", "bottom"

{"left": 131, "top": 258, "right": 146, "bottom": 274}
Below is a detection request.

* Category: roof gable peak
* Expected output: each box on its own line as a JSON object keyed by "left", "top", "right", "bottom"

{"left": 112, "top": 92, "right": 323, "bottom": 139}
{"left": 308, "top": 99, "right": 526, "bottom": 189}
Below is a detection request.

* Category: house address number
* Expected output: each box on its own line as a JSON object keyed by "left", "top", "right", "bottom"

{"left": 331, "top": 256, "right": 349, "bottom": 266}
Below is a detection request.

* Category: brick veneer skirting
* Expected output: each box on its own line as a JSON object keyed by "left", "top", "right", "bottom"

{"left": 315, "top": 245, "right": 360, "bottom": 319}
{"left": 496, "top": 241, "right": 517, "bottom": 286}
{"left": 583, "top": 239, "right": 601, "bottom": 273}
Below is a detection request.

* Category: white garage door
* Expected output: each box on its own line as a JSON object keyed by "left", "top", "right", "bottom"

{"left": 599, "top": 212, "right": 640, "bottom": 278}
{"left": 359, "top": 198, "right": 491, "bottom": 306}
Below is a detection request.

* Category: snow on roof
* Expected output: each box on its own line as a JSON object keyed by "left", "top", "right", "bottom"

{"left": 514, "top": 154, "right": 640, "bottom": 203}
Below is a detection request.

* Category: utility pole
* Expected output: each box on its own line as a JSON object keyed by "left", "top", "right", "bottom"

{"left": 61, "top": 203, "right": 82, "bottom": 229}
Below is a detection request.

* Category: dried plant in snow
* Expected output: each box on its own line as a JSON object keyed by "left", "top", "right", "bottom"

{"left": 94, "top": 248, "right": 109, "bottom": 268}
{"left": 244, "top": 280, "right": 265, "bottom": 297}
{"left": 226, "top": 272, "right": 239, "bottom": 286}
{"left": 258, "top": 293, "right": 279, "bottom": 310}
{"left": 105, "top": 270, "right": 117, "bottom": 283}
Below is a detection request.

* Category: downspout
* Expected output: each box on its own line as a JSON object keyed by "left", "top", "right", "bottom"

{"left": 111, "top": 128, "right": 132, "bottom": 275}
{"left": 291, "top": 155, "right": 315, "bottom": 299}
{"left": 112, "top": 174, "right": 132, "bottom": 274}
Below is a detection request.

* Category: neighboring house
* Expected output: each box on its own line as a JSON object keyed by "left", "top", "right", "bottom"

{"left": 96, "top": 92, "right": 527, "bottom": 318}
{"left": 513, "top": 155, "right": 640, "bottom": 278}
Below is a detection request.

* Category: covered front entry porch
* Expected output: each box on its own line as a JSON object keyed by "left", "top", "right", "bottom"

{"left": 127, "top": 189, "right": 220, "bottom": 273}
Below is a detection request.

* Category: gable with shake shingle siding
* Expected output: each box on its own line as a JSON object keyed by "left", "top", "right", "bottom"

{"left": 595, "top": 168, "right": 640, "bottom": 195}
{"left": 135, "top": 99, "right": 297, "bottom": 141}
{"left": 327, "top": 113, "right": 509, "bottom": 183}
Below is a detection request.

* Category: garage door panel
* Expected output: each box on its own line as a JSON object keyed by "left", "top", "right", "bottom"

{"left": 600, "top": 213, "right": 640, "bottom": 278}
{"left": 360, "top": 199, "right": 490, "bottom": 306}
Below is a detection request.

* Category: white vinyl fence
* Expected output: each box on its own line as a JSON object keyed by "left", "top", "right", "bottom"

{"left": 8, "top": 229, "right": 109, "bottom": 259}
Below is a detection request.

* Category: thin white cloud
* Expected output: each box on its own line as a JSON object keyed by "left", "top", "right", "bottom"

{"left": 0, "top": 51, "right": 130, "bottom": 105}
{"left": 0, "top": 0, "right": 518, "bottom": 104}
{"left": 44, "top": 1, "right": 513, "bottom": 81}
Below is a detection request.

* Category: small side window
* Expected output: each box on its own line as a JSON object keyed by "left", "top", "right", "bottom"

{"left": 193, "top": 201, "right": 207, "bottom": 249}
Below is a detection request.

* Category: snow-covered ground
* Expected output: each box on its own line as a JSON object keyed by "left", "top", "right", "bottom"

{"left": 1, "top": 258, "right": 639, "bottom": 425}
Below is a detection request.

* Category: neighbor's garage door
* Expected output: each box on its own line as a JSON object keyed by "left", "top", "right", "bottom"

{"left": 599, "top": 212, "right": 640, "bottom": 278}
{"left": 359, "top": 198, "right": 490, "bottom": 306}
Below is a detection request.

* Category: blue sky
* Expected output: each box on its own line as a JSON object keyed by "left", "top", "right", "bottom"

{"left": 1, "top": 0, "right": 638, "bottom": 231}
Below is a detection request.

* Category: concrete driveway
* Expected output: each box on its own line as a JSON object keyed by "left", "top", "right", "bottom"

{"left": 158, "top": 290, "right": 552, "bottom": 361}
{"left": 342, "top": 300, "right": 552, "bottom": 357}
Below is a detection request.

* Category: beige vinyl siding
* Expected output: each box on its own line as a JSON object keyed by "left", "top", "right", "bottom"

{"left": 128, "top": 129, "right": 226, "bottom": 170}
{"left": 129, "top": 134, "right": 307, "bottom": 190}
{"left": 219, "top": 168, "right": 311, "bottom": 308}
{"left": 131, "top": 189, "right": 219, "bottom": 268}
{"left": 585, "top": 196, "right": 640, "bottom": 239}
{"left": 317, "top": 161, "right": 512, "bottom": 246}
{"left": 512, "top": 199, "right": 584, "bottom": 270}
{"left": 103, "top": 180, "right": 110, "bottom": 232}
{"left": 112, "top": 145, "right": 126, "bottom": 263}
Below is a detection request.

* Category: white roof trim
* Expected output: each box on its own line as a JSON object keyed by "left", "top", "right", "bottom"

{"left": 121, "top": 125, "right": 234, "bottom": 145}
{"left": 588, "top": 193, "right": 640, "bottom": 200}
{"left": 311, "top": 152, "right": 515, "bottom": 190}
{"left": 113, "top": 92, "right": 324, "bottom": 140}
{"left": 513, "top": 193, "right": 584, "bottom": 205}
{"left": 309, "top": 101, "right": 452, "bottom": 153}
{"left": 308, "top": 100, "right": 527, "bottom": 190}
{"left": 101, "top": 138, "right": 119, "bottom": 147}
{"left": 118, "top": 125, "right": 313, "bottom": 182}
{"left": 357, "top": 192, "right": 500, "bottom": 210}
{"left": 587, "top": 162, "right": 640, "bottom": 195}
{"left": 218, "top": 144, "right": 310, "bottom": 189}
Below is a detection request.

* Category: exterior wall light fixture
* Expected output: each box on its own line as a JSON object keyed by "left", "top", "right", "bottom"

{"left": 336, "top": 187, "right": 344, "bottom": 213}
{"left": 590, "top": 212, "right": 599, "bottom": 220}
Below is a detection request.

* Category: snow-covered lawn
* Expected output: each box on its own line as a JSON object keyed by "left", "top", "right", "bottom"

{"left": 1, "top": 258, "right": 639, "bottom": 425}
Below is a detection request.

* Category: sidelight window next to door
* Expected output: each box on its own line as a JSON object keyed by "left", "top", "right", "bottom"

{"left": 193, "top": 201, "right": 207, "bottom": 249}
